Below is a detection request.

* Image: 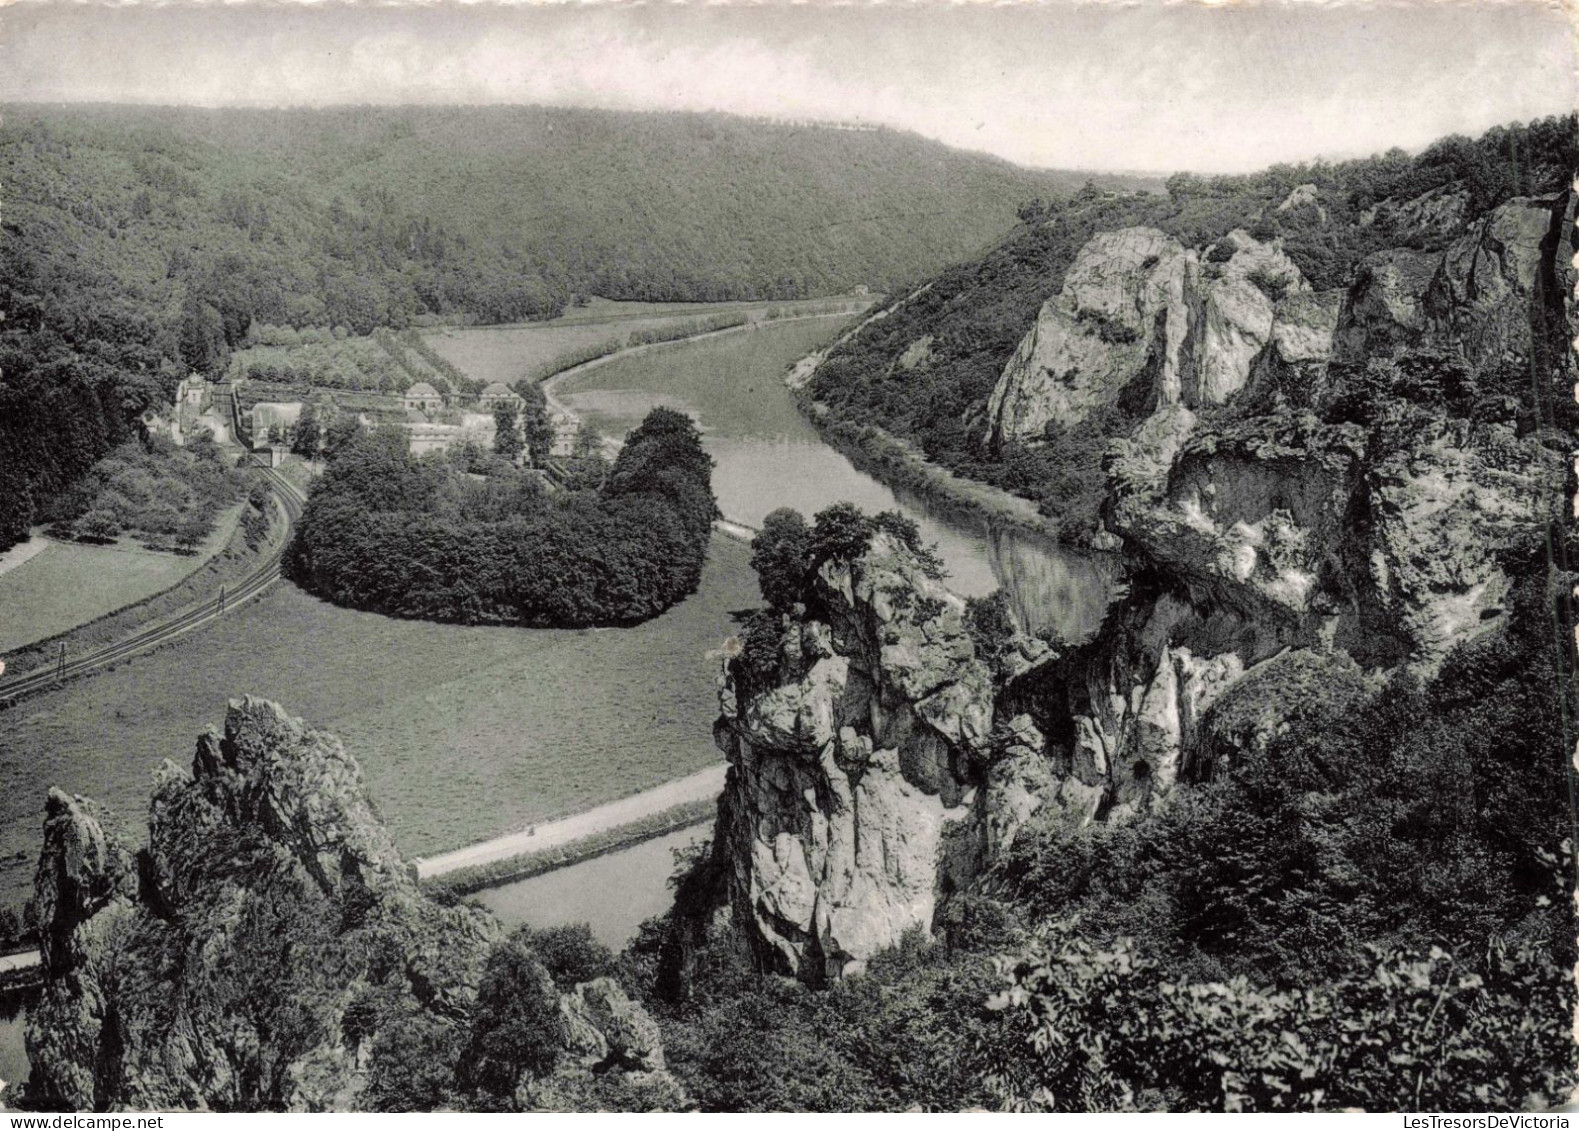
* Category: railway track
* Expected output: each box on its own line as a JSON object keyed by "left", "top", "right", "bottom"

{"left": 0, "top": 468, "right": 307, "bottom": 706}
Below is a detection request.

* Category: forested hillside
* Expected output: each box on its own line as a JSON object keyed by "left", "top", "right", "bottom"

{"left": 0, "top": 102, "right": 1147, "bottom": 553}
{"left": 804, "top": 115, "right": 1575, "bottom": 543}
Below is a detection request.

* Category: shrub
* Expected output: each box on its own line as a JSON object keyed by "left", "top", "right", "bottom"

{"left": 988, "top": 923, "right": 1573, "bottom": 1112}
{"left": 964, "top": 590, "right": 1018, "bottom": 674}
{"left": 872, "top": 510, "right": 946, "bottom": 579}
{"left": 737, "top": 609, "right": 786, "bottom": 685}
{"left": 459, "top": 933, "right": 568, "bottom": 1099}
{"left": 518, "top": 923, "right": 617, "bottom": 991}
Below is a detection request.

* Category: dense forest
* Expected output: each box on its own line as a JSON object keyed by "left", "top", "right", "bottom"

{"left": 284, "top": 408, "right": 715, "bottom": 627}
{"left": 803, "top": 114, "right": 1577, "bottom": 543}
{"left": 0, "top": 103, "right": 1147, "bottom": 554}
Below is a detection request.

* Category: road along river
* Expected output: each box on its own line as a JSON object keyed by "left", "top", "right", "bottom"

{"left": 0, "top": 315, "right": 1123, "bottom": 1086}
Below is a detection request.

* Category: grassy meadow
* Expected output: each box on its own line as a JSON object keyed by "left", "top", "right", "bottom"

{"left": 0, "top": 534, "right": 754, "bottom": 906}
{"left": 422, "top": 297, "right": 862, "bottom": 388}
{"left": 0, "top": 505, "right": 243, "bottom": 654}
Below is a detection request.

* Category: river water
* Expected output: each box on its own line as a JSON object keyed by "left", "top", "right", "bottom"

{"left": 0, "top": 317, "right": 1119, "bottom": 1087}
{"left": 555, "top": 319, "right": 1119, "bottom": 642}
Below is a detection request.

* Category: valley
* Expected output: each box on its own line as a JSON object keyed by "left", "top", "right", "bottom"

{"left": 0, "top": 79, "right": 1573, "bottom": 1112}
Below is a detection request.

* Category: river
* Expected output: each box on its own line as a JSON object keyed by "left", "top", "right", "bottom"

{"left": 553, "top": 318, "right": 1119, "bottom": 642}
{"left": 0, "top": 316, "right": 1119, "bottom": 1088}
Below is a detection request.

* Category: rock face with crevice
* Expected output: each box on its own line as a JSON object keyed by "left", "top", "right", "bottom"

{"left": 25, "top": 698, "right": 499, "bottom": 1112}
{"left": 694, "top": 189, "right": 1573, "bottom": 988}
{"left": 983, "top": 227, "right": 1326, "bottom": 454}
{"left": 707, "top": 531, "right": 1058, "bottom": 983}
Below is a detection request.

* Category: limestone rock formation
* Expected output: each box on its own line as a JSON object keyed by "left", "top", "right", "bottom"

{"left": 25, "top": 697, "right": 499, "bottom": 1112}
{"left": 1424, "top": 194, "right": 1567, "bottom": 367}
{"left": 984, "top": 227, "right": 1196, "bottom": 444}
{"left": 1332, "top": 249, "right": 1439, "bottom": 362}
{"left": 1276, "top": 183, "right": 1327, "bottom": 223}
{"left": 709, "top": 530, "right": 1057, "bottom": 982}
{"left": 697, "top": 187, "right": 1573, "bottom": 994}
{"left": 983, "top": 227, "right": 1320, "bottom": 452}
{"left": 1360, "top": 184, "right": 1470, "bottom": 236}
{"left": 560, "top": 978, "right": 667, "bottom": 1074}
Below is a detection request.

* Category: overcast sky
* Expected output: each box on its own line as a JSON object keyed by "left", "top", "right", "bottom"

{"left": 1, "top": 1, "right": 1572, "bottom": 174}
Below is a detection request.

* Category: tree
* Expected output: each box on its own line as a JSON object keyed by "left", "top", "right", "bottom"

{"left": 174, "top": 514, "right": 208, "bottom": 554}
{"left": 323, "top": 414, "right": 364, "bottom": 459}
{"left": 750, "top": 507, "right": 812, "bottom": 611}
{"left": 518, "top": 384, "right": 557, "bottom": 467}
{"left": 179, "top": 292, "right": 231, "bottom": 378}
{"left": 76, "top": 508, "right": 121, "bottom": 543}
{"left": 808, "top": 502, "right": 873, "bottom": 568}
{"left": 493, "top": 406, "right": 524, "bottom": 463}
{"left": 963, "top": 590, "right": 1018, "bottom": 674}
{"left": 292, "top": 404, "right": 322, "bottom": 459}
{"left": 459, "top": 933, "right": 568, "bottom": 1099}
{"left": 572, "top": 422, "right": 604, "bottom": 460}
{"left": 520, "top": 924, "right": 616, "bottom": 991}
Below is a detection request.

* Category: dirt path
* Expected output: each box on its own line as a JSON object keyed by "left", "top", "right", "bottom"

{"left": 415, "top": 763, "right": 727, "bottom": 879}
{"left": 0, "top": 537, "right": 51, "bottom": 579}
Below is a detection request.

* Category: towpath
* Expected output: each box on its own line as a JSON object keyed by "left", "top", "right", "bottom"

{"left": 0, "top": 949, "right": 39, "bottom": 978}
{"left": 415, "top": 763, "right": 726, "bottom": 879}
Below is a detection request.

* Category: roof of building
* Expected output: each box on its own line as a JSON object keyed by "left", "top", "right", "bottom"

{"left": 405, "top": 382, "right": 442, "bottom": 399}
{"left": 480, "top": 381, "right": 520, "bottom": 399}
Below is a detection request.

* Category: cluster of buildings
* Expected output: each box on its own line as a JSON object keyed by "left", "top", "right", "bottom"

{"left": 400, "top": 381, "right": 514, "bottom": 456}
{"left": 237, "top": 380, "right": 580, "bottom": 463}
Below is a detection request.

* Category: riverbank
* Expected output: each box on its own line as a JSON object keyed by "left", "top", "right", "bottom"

{"left": 541, "top": 307, "right": 869, "bottom": 423}
{"left": 416, "top": 762, "right": 725, "bottom": 885}
{"left": 423, "top": 803, "right": 714, "bottom": 896}
{"left": 795, "top": 398, "right": 1123, "bottom": 554}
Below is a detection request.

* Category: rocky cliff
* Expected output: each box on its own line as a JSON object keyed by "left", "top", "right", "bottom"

{"left": 24, "top": 698, "right": 678, "bottom": 1112}
{"left": 697, "top": 530, "right": 1093, "bottom": 984}
{"left": 696, "top": 189, "right": 1573, "bottom": 985}
{"left": 983, "top": 226, "right": 1332, "bottom": 457}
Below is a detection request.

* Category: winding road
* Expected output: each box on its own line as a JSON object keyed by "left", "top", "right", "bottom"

{"left": 0, "top": 468, "right": 307, "bottom": 706}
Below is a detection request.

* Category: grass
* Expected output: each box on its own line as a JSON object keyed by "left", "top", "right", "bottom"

{"left": 0, "top": 533, "right": 754, "bottom": 906}
{"left": 423, "top": 298, "right": 865, "bottom": 389}
{"left": 0, "top": 504, "right": 242, "bottom": 654}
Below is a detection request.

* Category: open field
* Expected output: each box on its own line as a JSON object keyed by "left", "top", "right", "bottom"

{"left": 0, "top": 534, "right": 753, "bottom": 906}
{"left": 555, "top": 315, "right": 858, "bottom": 439}
{"left": 423, "top": 297, "right": 866, "bottom": 388}
{"left": 0, "top": 505, "right": 242, "bottom": 654}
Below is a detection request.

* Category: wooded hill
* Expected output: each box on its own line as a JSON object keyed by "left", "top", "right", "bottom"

{"left": 802, "top": 115, "right": 1576, "bottom": 543}
{"left": 0, "top": 102, "right": 1153, "bottom": 552}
